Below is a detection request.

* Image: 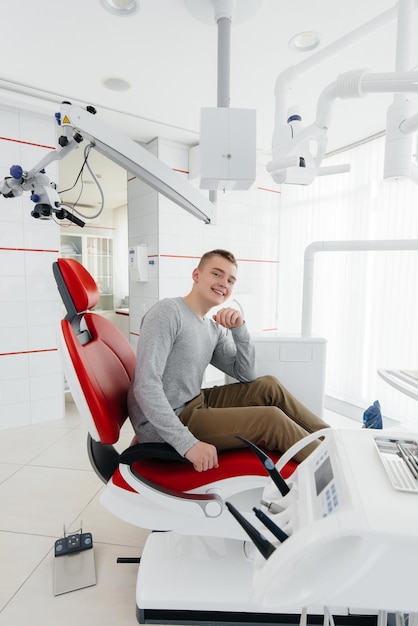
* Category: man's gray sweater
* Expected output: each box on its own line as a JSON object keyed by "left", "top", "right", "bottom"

{"left": 127, "top": 297, "right": 256, "bottom": 456}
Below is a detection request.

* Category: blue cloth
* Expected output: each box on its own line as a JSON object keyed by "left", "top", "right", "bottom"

{"left": 363, "top": 400, "right": 382, "bottom": 429}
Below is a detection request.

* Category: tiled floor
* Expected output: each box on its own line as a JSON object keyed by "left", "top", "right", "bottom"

{"left": 0, "top": 399, "right": 362, "bottom": 626}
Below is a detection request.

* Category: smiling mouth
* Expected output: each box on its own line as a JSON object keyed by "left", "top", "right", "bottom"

{"left": 212, "top": 288, "right": 225, "bottom": 297}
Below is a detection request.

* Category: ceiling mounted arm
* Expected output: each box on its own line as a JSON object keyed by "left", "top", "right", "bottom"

{"left": 186, "top": 0, "right": 261, "bottom": 192}
{"left": 0, "top": 101, "right": 216, "bottom": 225}
{"left": 268, "top": 1, "right": 418, "bottom": 186}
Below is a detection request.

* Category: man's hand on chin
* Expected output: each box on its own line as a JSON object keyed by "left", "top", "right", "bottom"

{"left": 212, "top": 307, "right": 243, "bottom": 329}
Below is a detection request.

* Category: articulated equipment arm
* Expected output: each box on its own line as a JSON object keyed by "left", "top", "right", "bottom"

{"left": 0, "top": 102, "right": 215, "bottom": 226}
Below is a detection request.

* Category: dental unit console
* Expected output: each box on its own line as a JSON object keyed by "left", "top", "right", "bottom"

{"left": 135, "top": 427, "right": 418, "bottom": 624}
{"left": 0, "top": 101, "right": 215, "bottom": 225}
{"left": 242, "top": 428, "right": 418, "bottom": 615}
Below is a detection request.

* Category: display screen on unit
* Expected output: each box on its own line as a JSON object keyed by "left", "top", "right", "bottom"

{"left": 314, "top": 455, "right": 334, "bottom": 496}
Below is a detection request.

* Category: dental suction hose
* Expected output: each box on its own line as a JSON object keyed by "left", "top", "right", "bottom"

{"left": 235, "top": 436, "right": 290, "bottom": 496}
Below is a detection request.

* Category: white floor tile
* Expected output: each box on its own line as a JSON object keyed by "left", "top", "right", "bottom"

{"left": 29, "top": 429, "right": 92, "bottom": 471}
{"left": 0, "top": 463, "right": 21, "bottom": 484}
{"left": 37, "top": 411, "right": 83, "bottom": 429}
{"left": 0, "top": 532, "right": 53, "bottom": 613}
{"left": 0, "top": 543, "right": 140, "bottom": 626}
{"left": 0, "top": 425, "right": 76, "bottom": 465}
{"left": 77, "top": 489, "right": 150, "bottom": 549}
{"left": 63, "top": 397, "right": 84, "bottom": 425}
{"left": 0, "top": 398, "right": 397, "bottom": 625}
{"left": 0, "top": 465, "right": 101, "bottom": 536}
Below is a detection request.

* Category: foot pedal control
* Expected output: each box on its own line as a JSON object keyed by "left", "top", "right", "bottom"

{"left": 53, "top": 525, "right": 96, "bottom": 596}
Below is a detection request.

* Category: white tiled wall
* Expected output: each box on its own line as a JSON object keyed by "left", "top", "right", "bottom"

{"left": 0, "top": 103, "right": 281, "bottom": 430}
{"left": 0, "top": 103, "right": 64, "bottom": 429}
{"left": 128, "top": 137, "right": 282, "bottom": 354}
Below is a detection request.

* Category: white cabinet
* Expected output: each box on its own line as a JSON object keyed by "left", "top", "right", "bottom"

{"left": 60, "top": 234, "right": 114, "bottom": 310}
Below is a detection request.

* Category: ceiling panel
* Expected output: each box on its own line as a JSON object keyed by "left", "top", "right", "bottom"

{"left": 1, "top": 0, "right": 416, "bottom": 210}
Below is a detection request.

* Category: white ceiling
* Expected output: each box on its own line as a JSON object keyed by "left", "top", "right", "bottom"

{"left": 1, "top": 0, "right": 418, "bottom": 212}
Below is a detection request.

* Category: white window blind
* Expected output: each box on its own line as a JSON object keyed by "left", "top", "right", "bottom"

{"left": 277, "top": 136, "right": 418, "bottom": 427}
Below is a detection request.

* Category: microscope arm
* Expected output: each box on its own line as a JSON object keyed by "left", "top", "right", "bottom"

{"left": 0, "top": 102, "right": 215, "bottom": 225}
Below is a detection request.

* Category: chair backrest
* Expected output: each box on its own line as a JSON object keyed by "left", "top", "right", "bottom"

{"left": 54, "top": 258, "right": 136, "bottom": 445}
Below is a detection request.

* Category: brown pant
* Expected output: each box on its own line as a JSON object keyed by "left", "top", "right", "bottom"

{"left": 179, "top": 375, "right": 330, "bottom": 463}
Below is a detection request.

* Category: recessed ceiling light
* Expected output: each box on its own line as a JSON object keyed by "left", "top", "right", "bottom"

{"left": 100, "top": 0, "right": 139, "bottom": 17}
{"left": 102, "top": 76, "right": 131, "bottom": 91}
{"left": 288, "top": 31, "right": 321, "bottom": 52}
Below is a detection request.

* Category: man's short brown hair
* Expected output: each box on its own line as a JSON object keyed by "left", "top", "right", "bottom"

{"left": 198, "top": 249, "right": 238, "bottom": 269}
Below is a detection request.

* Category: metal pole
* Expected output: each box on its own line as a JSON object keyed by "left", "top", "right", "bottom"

{"left": 301, "top": 239, "right": 418, "bottom": 337}
{"left": 217, "top": 15, "right": 231, "bottom": 107}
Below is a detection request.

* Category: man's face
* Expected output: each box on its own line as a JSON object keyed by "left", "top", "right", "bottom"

{"left": 193, "top": 255, "right": 237, "bottom": 308}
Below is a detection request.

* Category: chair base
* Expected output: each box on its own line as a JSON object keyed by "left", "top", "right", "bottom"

{"left": 137, "top": 608, "right": 377, "bottom": 626}
{"left": 135, "top": 532, "right": 378, "bottom": 626}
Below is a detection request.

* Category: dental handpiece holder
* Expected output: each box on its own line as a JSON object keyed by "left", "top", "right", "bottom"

{"left": 251, "top": 427, "right": 418, "bottom": 615}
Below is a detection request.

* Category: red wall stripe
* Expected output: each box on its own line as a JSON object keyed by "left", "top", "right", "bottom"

{"left": 0, "top": 136, "right": 55, "bottom": 150}
{"left": 0, "top": 348, "right": 58, "bottom": 357}
{"left": 257, "top": 186, "right": 281, "bottom": 194}
{"left": 127, "top": 174, "right": 281, "bottom": 195}
{"left": 0, "top": 247, "right": 59, "bottom": 253}
{"left": 158, "top": 254, "right": 279, "bottom": 264}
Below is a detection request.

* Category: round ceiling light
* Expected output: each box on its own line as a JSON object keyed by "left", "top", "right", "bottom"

{"left": 102, "top": 76, "right": 131, "bottom": 91}
{"left": 288, "top": 31, "right": 321, "bottom": 52}
{"left": 100, "top": 0, "right": 139, "bottom": 17}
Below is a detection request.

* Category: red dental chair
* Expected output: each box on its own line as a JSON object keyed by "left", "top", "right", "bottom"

{"left": 54, "top": 258, "right": 382, "bottom": 626}
{"left": 53, "top": 257, "right": 297, "bottom": 539}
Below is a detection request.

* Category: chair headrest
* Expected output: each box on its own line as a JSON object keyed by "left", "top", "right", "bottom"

{"left": 57, "top": 258, "right": 100, "bottom": 313}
